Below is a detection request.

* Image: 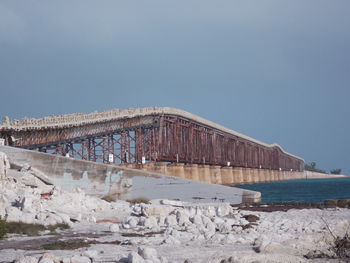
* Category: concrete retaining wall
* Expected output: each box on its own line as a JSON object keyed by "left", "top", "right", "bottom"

{"left": 0, "top": 146, "right": 261, "bottom": 204}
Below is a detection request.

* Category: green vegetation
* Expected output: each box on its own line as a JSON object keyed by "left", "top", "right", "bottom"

{"left": 330, "top": 169, "right": 342, "bottom": 175}
{"left": 6, "top": 222, "right": 69, "bottom": 236}
{"left": 42, "top": 240, "right": 90, "bottom": 250}
{"left": 305, "top": 162, "right": 326, "bottom": 174}
{"left": 0, "top": 215, "right": 8, "bottom": 240}
{"left": 126, "top": 197, "right": 150, "bottom": 204}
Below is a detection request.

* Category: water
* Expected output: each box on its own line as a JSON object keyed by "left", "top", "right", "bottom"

{"left": 235, "top": 177, "right": 350, "bottom": 203}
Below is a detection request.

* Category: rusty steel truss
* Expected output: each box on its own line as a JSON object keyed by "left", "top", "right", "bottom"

{"left": 0, "top": 109, "right": 305, "bottom": 171}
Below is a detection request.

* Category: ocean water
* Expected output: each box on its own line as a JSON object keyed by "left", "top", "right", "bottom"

{"left": 235, "top": 177, "right": 350, "bottom": 203}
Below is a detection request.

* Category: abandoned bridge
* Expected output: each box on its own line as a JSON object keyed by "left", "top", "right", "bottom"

{"left": 0, "top": 107, "right": 305, "bottom": 184}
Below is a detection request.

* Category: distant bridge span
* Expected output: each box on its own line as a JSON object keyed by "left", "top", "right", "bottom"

{"left": 0, "top": 107, "right": 304, "bottom": 171}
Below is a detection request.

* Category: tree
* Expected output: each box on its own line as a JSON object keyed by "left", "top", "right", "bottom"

{"left": 305, "top": 162, "right": 326, "bottom": 174}
{"left": 330, "top": 168, "right": 342, "bottom": 175}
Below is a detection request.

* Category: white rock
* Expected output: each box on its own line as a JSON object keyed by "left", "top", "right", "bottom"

{"left": 162, "top": 235, "right": 181, "bottom": 245}
{"left": 159, "top": 256, "right": 168, "bottom": 263}
{"left": 128, "top": 252, "right": 145, "bottom": 263}
{"left": 61, "top": 258, "right": 71, "bottom": 263}
{"left": 190, "top": 214, "right": 203, "bottom": 225}
{"left": 142, "top": 205, "right": 174, "bottom": 217}
{"left": 70, "top": 255, "right": 91, "bottom": 263}
{"left": 81, "top": 250, "right": 99, "bottom": 259}
{"left": 164, "top": 215, "right": 177, "bottom": 227}
{"left": 6, "top": 206, "right": 22, "bottom": 222}
{"left": 158, "top": 216, "right": 165, "bottom": 226}
{"left": 211, "top": 233, "right": 225, "bottom": 242}
{"left": 39, "top": 259, "right": 53, "bottom": 263}
{"left": 216, "top": 204, "right": 232, "bottom": 217}
{"left": 203, "top": 206, "right": 216, "bottom": 218}
{"left": 127, "top": 216, "right": 139, "bottom": 228}
{"left": 160, "top": 200, "right": 183, "bottom": 207}
{"left": 144, "top": 216, "right": 158, "bottom": 229}
{"left": 109, "top": 223, "right": 120, "bottom": 232}
{"left": 201, "top": 215, "right": 212, "bottom": 226}
{"left": 21, "top": 212, "right": 36, "bottom": 224}
{"left": 15, "top": 256, "right": 38, "bottom": 263}
{"left": 138, "top": 247, "right": 158, "bottom": 260}
{"left": 176, "top": 210, "right": 191, "bottom": 226}
{"left": 218, "top": 222, "right": 232, "bottom": 234}
{"left": 39, "top": 253, "right": 60, "bottom": 263}
{"left": 213, "top": 217, "right": 225, "bottom": 226}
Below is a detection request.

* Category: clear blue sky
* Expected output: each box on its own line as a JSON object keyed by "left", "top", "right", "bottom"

{"left": 1, "top": 1, "right": 349, "bottom": 174}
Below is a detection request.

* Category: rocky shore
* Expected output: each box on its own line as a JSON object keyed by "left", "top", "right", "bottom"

{"left": 0, "top": 153, "right": 349, "bottom": 263}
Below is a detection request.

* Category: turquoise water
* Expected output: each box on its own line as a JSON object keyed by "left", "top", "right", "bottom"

{"left": 235, "top": 177, "right": 350, "bottom": 203}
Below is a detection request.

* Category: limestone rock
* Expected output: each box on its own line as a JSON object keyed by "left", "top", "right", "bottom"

{"left": 81, "top": 250, "right": 99, "bottom": 260}
{"left": 217, "top": 222, "right": 232, "bottom": 234}
{"left": 160, "top": 199, "right": 183, "bottom": 207}
{"left": 164, "top": 215, "right": 177, "bottom": 227}
{"left": 190, "top": 214, "right": 203, "bottom": 225}
{"left": 138, "top": 247, "right": 158, "bottom": 260}
{"left": 216, "top": 204, "right": 232, "bottom": 217}
{"left": 109, "top": 223, "right": 120, "bottom": 232}
{"left": 127, "top": 216, "right": 139, "bottom": 228}
{"left": 70, "top": 255, "right": 91, "bottom": 263}
{"left": 128, "top": 252, "right": 145, "bottom": 263}
{"left": 15, "top": 256, "right": 39, "bottom": 263}
{"left": 39, "top": 253, "right": 60, "bottom": 263}
{"left": 141, "top": 205, "right": 174, "bottom": 217}
{"left": 144, "top": 216, "right": 158, "bottom": 229}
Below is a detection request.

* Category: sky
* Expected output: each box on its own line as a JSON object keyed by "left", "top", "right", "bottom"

{"left": 0, "top": 1, "right": 349, "bottom": 174}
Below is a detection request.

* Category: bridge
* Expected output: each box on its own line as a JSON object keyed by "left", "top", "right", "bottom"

{"left": 0, "top": 107, "right": 304, "bottom": 184}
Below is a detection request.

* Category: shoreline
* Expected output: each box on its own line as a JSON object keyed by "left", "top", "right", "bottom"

{"left": 1, "top": 151, "right": 349, "bottom": 263}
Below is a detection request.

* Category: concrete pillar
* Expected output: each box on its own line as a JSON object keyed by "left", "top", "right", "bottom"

{"left": 221, "top": 167, "right": 234, "bottom": 184}
{"left": 252, "top": 168, "right": 260, "bottom": 183}
{"left": 167, "top": 163, "right": 185, "bottom": 179}
{"left": 183, "top": 164, "right": 200, "bottom": 181}
{"left": 241, "top": 168, "right": 251, "bottom": 184}
{"left": 257, "top": 168, "right": 265, "bottom": 183}
{"left": 141, "top": 162, "right": 157, "bottom": 173}
{"left": 210, "top": 165, "right": 222, "bottom": 184}
{"left": 270, "top": 170, "right": 276, "bottom": 181}
{"left": 153, "top": 162, "right": 168, "bottom": 174}
{"left": 197, "top": 165, "right": 210, "bottom": 183}
{"left": 264, "top": 170, "right": 271, "bottom": 182}
{"left": 232, "top": 167, "right": 244, "bottom": 184}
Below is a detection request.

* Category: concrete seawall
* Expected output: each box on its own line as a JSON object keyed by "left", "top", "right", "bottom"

{"left": 120, "top": 162, "right": 345, "bottom": 185}
{"left": 0, "top": 146, "right": 261, "bottom": 204}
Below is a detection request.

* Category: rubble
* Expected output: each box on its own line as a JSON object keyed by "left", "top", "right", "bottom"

{"left": 1, "top": 156, "right": 350, "bottom": 263}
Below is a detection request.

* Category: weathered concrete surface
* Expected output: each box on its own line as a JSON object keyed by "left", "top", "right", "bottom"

{"left": 0, "top": 146, "right": 260, "bottom": 204}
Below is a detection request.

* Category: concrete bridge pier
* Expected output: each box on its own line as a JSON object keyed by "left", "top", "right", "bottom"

{"left": 167, "top": 163, "right": 185, "bottom": 179}
{"left": 232, "top": 167, "right": 244, "bottom": 185}
{"left": 221, "top": 167, "right": 234, "bottom": 184}
{"left": 198, "top": 165, "right": 211, "bottom": 183}
{"left": 210, "top": 165, "right": 222, "bottom": 184}
{"left": 184, "top": 164, "right": 200, "bottom": 181}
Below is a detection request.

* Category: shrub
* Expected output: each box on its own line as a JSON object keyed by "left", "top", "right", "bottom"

{"left": 126, "top": 197, "right": 150, "bottom": 204}
{"left": 330, "top": 169, "right": 342, "bottom": 175}
{"left": 0, "top": 215, "right": 8, "bottom": 240}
